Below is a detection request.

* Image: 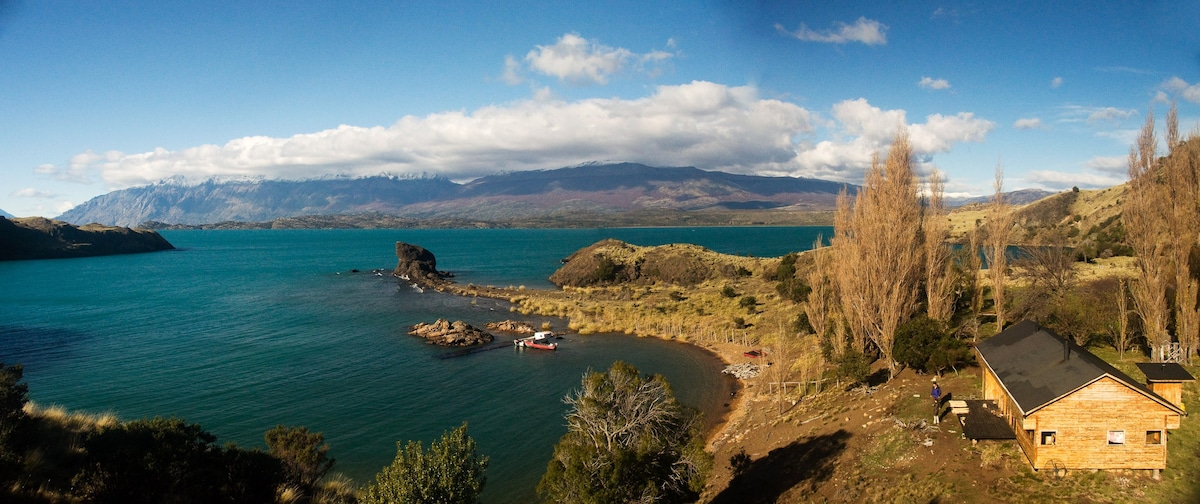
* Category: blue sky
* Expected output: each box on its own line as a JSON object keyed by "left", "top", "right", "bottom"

{"left": 3, "top": 1, "right": 1200, "bottom": 218}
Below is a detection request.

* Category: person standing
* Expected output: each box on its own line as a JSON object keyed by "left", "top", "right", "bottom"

{"left": 931, "top": 378, "right": 942, "bottom": 425}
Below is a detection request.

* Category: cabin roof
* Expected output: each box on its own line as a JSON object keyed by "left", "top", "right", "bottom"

{"left": 1137, "top": 362, "right": 1196, "bottom": 382}
{"left": 976, "top": 320, "right": 1184, "bottom": 416}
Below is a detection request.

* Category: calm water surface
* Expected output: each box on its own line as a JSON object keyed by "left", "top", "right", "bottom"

{"left": 0, "top": 227, "right": 828, "bottom": 502}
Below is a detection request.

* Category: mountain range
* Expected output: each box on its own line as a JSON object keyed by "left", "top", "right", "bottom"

{"left": 58, "top": 163, "right": 852, "bottom": 227}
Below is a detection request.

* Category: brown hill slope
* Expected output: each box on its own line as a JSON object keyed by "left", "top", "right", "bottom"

{"left": 948, "top": 184, "right": 1128, "bottom": 257}
{"left": 0, "top": 217, "right": 175, "bottom": 260}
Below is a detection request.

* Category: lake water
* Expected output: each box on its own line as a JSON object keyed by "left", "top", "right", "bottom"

{"left": 0, "top": 226, "right": 829, "bottom": 501}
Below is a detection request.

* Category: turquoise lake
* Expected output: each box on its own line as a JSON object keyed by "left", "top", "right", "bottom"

{"left": 0, "top": 226, "right": 830, "bottom": 502}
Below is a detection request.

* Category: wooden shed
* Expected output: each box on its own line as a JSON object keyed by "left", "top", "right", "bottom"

{"left": 1136, "top": 362, "right": 1195, "bottom": 410}
{"left": 975, "top": 320, "right": 1186, "bottom": 471}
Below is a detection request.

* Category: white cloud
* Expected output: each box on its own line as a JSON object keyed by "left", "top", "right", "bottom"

{"left": 12, "top": 188, "right": 58, "bottom": 198}
{"left": 1086, "top": 107, "right": 1137, "bottom": 124}
{"left": 1051, "top": 77, "right": 1063, "bottom": 89}
{"left": 521, "top": 33, "right": 671, "bottom": 86}
{"left": 39, "top": 85, "right": 996, "bottom": 191}
{"left": 918, "top": 77, "right": 950, "bottom": 90}
{"left": 40, "top": 81, "right": 819, "bottom": 189}
{"left": 1013, "top": 118, "right": 1043, "bottom": 130}
{"left": 775, "top": 17, "right": 887, "bottom": 46}
{"left": 1057, "top": 105, "right": 1138, "bottom": 125}
{"left": 500, "top": 55, "right": 524, "bottom": 85}
{"left": 1024, "top": 170, "right": 1125, "bottom": 190}
{"left": 1020, "top": 154, "right": 1131, "bottom": 191}
{"left": 1084, "top": 155, "right": 1127, "bottom": 175}
{"left": 793, "top": 98, "right": 994, "bottom": 182}
{"left": 1162, "top": 76, "right": 1200, "bottom": 104}
{"left": 55, "top": 200, "right": 75, "bottom": 214}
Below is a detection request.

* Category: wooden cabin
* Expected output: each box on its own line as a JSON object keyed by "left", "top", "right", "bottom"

{"left": 975, "top": 320, "right": 1186, "bottom": 471}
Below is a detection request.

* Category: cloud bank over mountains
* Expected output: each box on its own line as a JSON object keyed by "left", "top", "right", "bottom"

{"left": 38, "top": 80, "right": 994, "bottom": 191}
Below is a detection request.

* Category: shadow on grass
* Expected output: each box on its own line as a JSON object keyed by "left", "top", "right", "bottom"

{"left": 865, "top": 368, "right": 891, "bottom": 387}
{"left": 711, "top": 429, "right": 851, "bottom": 504}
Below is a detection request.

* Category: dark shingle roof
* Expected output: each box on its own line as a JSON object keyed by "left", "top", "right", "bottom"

{"left": 1137, "top": 362, "right": 1196, "bottom": 382}
{"left": 976, "top": 320, "right": 1182, "bottom": 415}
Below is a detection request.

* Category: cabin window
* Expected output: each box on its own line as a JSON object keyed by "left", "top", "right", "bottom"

{"left": 1146, "top": 431, "right": 1163, "bottom": 445}
{"left": 1040, "top": 431, "right": 1056, "bottom": 445}
{"left": 1107, "top": 430, "right": 1125, "bottom": 445}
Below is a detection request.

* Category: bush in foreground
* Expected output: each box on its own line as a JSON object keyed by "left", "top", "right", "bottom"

{"left": 538, "top": 361, "right": 710, "bottom": 504}
{"left": 361, "top": 423, "right": 488, "bottom": 504}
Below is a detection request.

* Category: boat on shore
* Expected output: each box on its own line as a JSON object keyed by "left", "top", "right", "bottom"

{"left": 515, "top": 331, "right": 558, "bottom": 350}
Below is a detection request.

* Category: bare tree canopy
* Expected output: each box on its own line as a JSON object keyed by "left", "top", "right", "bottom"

{"left": 831, "top": 128, "right": 923, "bottom": 379}
{"left": 1124, "top": 103, "right": 1200, "bottom": 363}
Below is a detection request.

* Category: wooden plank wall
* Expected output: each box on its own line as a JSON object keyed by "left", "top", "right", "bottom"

{"left": 1029, "top": 377, "right": 1171, "bottom": 470}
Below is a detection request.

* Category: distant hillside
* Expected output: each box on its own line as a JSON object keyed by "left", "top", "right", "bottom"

{"left": 948, "top": 185, "right": 1128, "bottom": 257}
{"left": 58, "top": 176, "right": 459, "bottom": 227}
{"left": 945, "top": 188, "right": 1055, "bottom": 208}
{"left": 0, "top": 208, "right": 12, "bottom": 219}
{"left": 0, "top": 217, "right": 174, "bottom": 260}
{"left": 58, "top": 163, "right": 853, "bottom": 227}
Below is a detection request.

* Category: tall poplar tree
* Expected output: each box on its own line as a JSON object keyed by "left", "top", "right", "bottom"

{"left": 984, "top": 164, "right": 1013, "bottom": 330}
{"left": 831, "top": 128, "right": 923, "bottom": 379}
{"left": 923, "top": 168, "right": 956, "bottom": 323}
{"left": 1125, "top": 104, "right": 1200, "bottom": 363}
{"left": 1125, "top": 109, "right": 1173, "bottom": 358}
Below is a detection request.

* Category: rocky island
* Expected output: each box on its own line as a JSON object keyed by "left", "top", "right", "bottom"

{"left": 392, "top": 241, "right": 453, "bottom": 289}
{"left": 408, "top": 319, "right": 494, "bottom": 346}
{"left": 0, "top": 216, "right": 175, "bottom": 261}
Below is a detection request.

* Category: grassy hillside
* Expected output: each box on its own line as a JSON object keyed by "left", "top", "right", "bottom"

{"left": 948, "top": 185, "right": 1128, "bottom": 256}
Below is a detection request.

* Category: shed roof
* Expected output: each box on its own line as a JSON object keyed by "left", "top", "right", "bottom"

{"left": 1137, "top": 362, "right": 1196, "bottom": 382}
{"left": 975, "top": 320, "right": 1183, "bottom": 416}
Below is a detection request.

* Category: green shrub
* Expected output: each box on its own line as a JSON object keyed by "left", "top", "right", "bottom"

{"left": 739, "top": 296, "right": 757, "bottom": 310}
{"left": 73, "top": 417, "right": 282, "bottom": 504}
{"left": 894, "top": 315, "right": 971, "bottom": 375}
{"left": 835, "top": 349, "right": 870, "bottom": 385}
{"left": 590, "top": 255, "right": 619, "bottom": 284}
{"left": 265, "top": 425, "right": 335, "bottom": 493}
{"left": 538, "top": 362, "right": 710, "bottom": 503}
{"left": 0, "top": 363, "right": 30, "bottom": 486}
{"left": 361, "top": 423, "right": 488, "bottom": 504}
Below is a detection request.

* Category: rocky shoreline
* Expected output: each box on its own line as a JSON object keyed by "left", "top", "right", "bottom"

{"left": 390, "top": 239, "right": 749, "bottom": 448}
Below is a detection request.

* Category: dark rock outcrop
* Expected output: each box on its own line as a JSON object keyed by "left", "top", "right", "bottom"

{"left": 393, "top": 242, "right": 451, "bottom": 288}
{"left": 408, "top": 319, "right": 493, "bottom": 346}
{"left": 0, "top": 216, "right": 175, "bottom": 261}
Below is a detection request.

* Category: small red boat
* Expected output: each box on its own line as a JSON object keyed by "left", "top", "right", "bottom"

{"left": 515, "top": 331, "right": 558, "bottom": 351}
{"left": 743, "top": 349, "right": 765, "bottom": 358}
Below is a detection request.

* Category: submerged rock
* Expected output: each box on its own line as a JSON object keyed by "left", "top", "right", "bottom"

{"left": 408, "top": 319, "right": 493, "bottom": 346}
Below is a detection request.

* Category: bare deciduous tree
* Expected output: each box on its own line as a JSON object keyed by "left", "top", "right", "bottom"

{"left": 966, "top": 224, "right": 985, "bottom": 339}
{"left": 803, "top": 241, "right": 834, "bottom": 341}
{"left": 831, "top": 128, "right": 923, "bottom": 379}
{"left": 1164, "top": 106, "right": 1200, "bottom": 363}
{"left": 1113, "top": 278, "right": 1133, "bottom": 361}
{"left": 924, "top": 168, "right": 956, "bottom": 323}
{"left": 1125, "top": 109, "right": 1173, "bottom": 359}
{"left": 1014, "top": 236, "right": 1077, "bottom": 300}
{"left": 984, "top": 164, "right": 1013, "bottom": 330}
